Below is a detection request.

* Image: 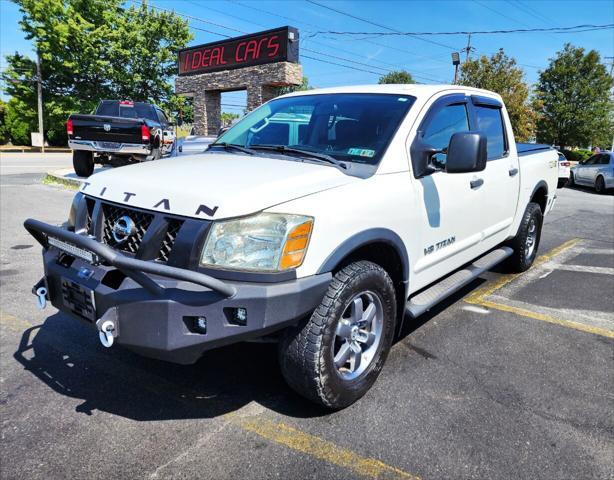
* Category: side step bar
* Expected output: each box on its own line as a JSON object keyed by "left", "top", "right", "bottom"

{"left": 406, "top": 246, "right": 513, "bottom": 318}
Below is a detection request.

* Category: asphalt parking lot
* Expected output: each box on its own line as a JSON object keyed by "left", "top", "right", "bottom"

{"left": 1, "top": 153, "right": 613, "bottom": 480}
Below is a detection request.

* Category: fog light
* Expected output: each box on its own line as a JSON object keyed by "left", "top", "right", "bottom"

{"left": 195, "top": 316, "right": 207, "bottom": 333}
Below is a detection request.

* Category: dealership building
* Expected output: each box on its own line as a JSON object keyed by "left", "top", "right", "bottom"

{"left": 175, "top": 27, "right": 302, "bottom": 136}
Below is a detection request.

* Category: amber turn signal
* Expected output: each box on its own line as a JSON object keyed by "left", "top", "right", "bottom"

{"left": 280, "top": 219, "right": 313, "bottom": 270}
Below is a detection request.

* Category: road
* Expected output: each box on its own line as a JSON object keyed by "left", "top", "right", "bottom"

{"left": 1, "top": 153, "right": 613, "bottom": 480}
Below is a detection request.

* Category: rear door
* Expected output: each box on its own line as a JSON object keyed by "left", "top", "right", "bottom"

{"left": 469, "top": 96, "right": 519, "bottom": 243}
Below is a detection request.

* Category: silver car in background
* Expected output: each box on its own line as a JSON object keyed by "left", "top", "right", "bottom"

{"left": 570, "top": 151, "right": 614, "bottom": 194}
{"left": 177, "top": 127, "right": 216, "bottom": 155}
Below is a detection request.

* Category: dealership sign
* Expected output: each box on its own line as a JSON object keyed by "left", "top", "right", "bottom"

{"left": 178, "top": 26, "right": 299, "bottom": 76}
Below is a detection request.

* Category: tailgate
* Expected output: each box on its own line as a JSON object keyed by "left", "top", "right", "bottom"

{"left": 70, "top": 114, "right": 145, "bottom": 144}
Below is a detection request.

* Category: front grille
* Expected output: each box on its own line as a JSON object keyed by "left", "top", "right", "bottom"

{"left": 157, "top": 218, "right": 183, "bottom": 262}
{"left": 102, "top": 203, "right": 154, "bottom": 254}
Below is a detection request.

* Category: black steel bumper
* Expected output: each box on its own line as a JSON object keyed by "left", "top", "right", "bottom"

{"left": 25, "top": 218, "right": 331, "bottom": 364}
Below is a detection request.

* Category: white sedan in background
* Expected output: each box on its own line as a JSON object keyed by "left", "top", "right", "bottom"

{"left": 570, "top": 151, "right": 614, "bottom": 194}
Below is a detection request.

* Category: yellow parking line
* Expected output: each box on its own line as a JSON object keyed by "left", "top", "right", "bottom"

{"left": 464, "top": 238, "right": 581, "bottom": 304}
{"left": 228, "top": 415, "right": 420, "bottom": 480}
{"left": 465, "top": 238, "right": 614, "bottom": 339}
{"left": 2, "top": 307, "right": 419, "bottom": 479}
{"left": 477, "top": 299, "right": 614, "bottom": 339}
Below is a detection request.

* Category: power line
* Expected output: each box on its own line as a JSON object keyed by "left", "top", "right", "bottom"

{"left": 308, "top": 24, "right": 614, "bottom": 37}
{"left": 472, "top": 0, "right": 534, "bottom": 29}
{"left": 305, "top": 0, "right": 457, "bottom": 51}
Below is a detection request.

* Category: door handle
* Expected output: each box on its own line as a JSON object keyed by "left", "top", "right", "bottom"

{"left": 470, "top": 178, "right": 484, "bottom": 189}
{"left": 509, "top": 167, "right": 519, "bottom": 177}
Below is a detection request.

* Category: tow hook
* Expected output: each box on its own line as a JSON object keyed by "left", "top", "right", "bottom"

{"left": 98, "top": 320, "right": 116, "bottom": 348}
{"left": 36, "top": 287, "right": 48, "bottom": 310}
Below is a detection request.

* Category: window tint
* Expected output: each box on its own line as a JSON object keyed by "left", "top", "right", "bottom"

{"left": 475, "top": 106, "right": 506, "bottom": 159}
{"left": 422, "top": 104, "right": 469, "bottom": 166}
{"left": 598, "top": 154, "right": 610, "bottom": 165}
{"left": 584, "top": 155, "right": 598, "bottom": 165}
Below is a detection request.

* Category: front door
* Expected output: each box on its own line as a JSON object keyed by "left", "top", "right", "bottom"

{"left": 412, "top": 95, "right": 491, "bottom": 286}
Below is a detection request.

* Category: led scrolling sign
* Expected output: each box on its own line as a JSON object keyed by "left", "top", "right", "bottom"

{"left": 178, "top": 26, "right": 299, "bottom": 76}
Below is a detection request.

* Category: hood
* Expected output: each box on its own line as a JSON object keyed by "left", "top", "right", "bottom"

{"left": 81, "top": 152, "right": 357, "bottom": 219}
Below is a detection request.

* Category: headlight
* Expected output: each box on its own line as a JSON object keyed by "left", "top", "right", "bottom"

{"left": 200, "top": 213, "right": 313, "bottom": 272}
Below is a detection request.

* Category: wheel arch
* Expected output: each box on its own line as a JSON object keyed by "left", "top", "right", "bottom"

{"left": 316, "top": 229, "right": 410, "bottom": 326}
{"left": 530, "top": 181, "right": 549, "bottom": 213}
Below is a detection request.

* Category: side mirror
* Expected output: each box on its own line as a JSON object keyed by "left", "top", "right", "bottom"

{"left": 217, "top": 126, "right": 230, "bottom": 137}
{"left": 445, "top": 132, "right": 487, "bottom": 173}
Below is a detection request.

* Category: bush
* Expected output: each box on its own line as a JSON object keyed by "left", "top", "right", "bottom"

{"left": 560, "top": 149, "right": 593, "bottom": 162}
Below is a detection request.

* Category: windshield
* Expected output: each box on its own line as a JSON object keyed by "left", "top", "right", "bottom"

{"left": 215, "top": 93, "right": 415, "bottom": 165}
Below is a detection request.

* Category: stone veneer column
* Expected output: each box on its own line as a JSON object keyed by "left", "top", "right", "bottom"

{"left": 193, "top": 90, "right": 221, "bottom": 136}
{"left": 246, "top": 85, "right": 279, "bottom": 112}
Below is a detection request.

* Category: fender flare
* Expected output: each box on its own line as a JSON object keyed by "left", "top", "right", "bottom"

{"left": 316, "top": 228, "right": 410, "bottom": 285}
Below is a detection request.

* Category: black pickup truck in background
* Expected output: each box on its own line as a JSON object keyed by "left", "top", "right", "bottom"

{"left": 66, "top": 100, "right": 175, "bottom": 177}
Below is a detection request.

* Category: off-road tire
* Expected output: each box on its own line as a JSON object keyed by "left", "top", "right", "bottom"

{"left": 278, "top": 261, "right": 396, "bottom": 409}
{"left": 72, "top": 150, "right": 94, "bottom": 177}
{"left": 506, "top": 202, "right": 543, "bottom": 273}
{"left": 595, "top": 176, "right": 606, "bottom": 194}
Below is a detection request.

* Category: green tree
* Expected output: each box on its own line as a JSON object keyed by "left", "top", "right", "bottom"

{"left": 534, "top": 44, "right": 613, "bottom": 149}
{"left": 378, "top": 70, "right": 415, "bottom": 84}
{"left": 275, "top": 76, "right": 312, "bottom": 96}
{"left": 460, "top": 49, "right": 536, "bottom": 142}
{"left": 1, "top": 0, "right": 192, "bottom": 145}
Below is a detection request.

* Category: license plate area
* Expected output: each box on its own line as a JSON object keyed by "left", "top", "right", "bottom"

{"left": 61, "top": 277, "right": 97, "bottom": 322}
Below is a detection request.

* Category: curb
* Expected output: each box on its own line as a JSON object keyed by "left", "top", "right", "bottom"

{"left": 43, "top": 169, "right": 87, "bottom": 190}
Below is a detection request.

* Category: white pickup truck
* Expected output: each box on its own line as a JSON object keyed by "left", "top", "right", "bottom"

{"left": 25, "top": 85, "right": 558, "bottom": 409}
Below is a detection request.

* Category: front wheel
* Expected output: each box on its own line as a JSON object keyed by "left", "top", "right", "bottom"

{"left": 595, "top": 176, "right": 606, "bottom": 194}
{"left": 278, "top": 261, "right": 397, "bottom": 409}
{"left": 506, "top": 202, "right": 543, "bottom": 273}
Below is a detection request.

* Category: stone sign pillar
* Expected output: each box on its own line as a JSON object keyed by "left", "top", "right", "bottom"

{"left": 175, "top": 26, "right": 302, "bottom": 136}
{"left": 176, "top": 62, "right": 302, "bottom": 136}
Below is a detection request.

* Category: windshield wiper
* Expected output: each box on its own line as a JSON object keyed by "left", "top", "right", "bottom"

{"left": 209, "top": 142, "right": 256, "bottom": 155}
{"left": 249, "top": 144, "right": 347, "bottom": 169}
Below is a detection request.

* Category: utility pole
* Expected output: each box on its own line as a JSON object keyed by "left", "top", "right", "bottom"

{"left": 36, "top": 52, "right": 44, "bottom": 153}
{"left": 606, "top": 57, "right": 613, "bottom": 151}
{"left": 462, "top": 33, "right": 475, "bottom": 63}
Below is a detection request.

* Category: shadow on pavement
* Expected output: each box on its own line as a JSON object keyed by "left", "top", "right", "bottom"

{"left": 14, "top": 312, "right": 328, "bottom": 421}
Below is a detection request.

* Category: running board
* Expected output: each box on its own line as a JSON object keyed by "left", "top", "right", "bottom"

{"left": 406, "top": 246, "right": 513, "bottom": 318}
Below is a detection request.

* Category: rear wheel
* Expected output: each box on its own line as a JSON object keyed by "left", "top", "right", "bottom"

{"left": 278, "top": 261, "right": 396, "bottom": 409}
{"left": 595, "top": 176, "right": 606, "bottom": 194}
{"left": 506, "top": 202, "right": 543, "bottom": 273}
{"left": 72, "top": 150, "right": 94, "bottom": 177}
{"left": 568, "top": 172, "right": 575, "bottom": 187}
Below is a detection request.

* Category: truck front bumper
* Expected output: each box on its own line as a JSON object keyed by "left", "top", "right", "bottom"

{"left": 68, "top": 139, "right": 151, "bottom": 156}
{"left": 25, "top": 219, "right": 331, "bottom": 364}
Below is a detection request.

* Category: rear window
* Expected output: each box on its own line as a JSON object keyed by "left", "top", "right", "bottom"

{"left": 475, "top": 106, "right": 507, "bottom": 160}
{"left": 96, "top": 101, "right": 158, "bottom": 121}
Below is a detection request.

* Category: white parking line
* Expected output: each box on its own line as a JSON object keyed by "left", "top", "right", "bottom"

{"left": 553, "top": 264, "right": 614, "bottom": 275}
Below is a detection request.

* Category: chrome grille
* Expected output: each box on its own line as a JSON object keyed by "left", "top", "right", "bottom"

{"left": 101, "top": 203, "right": 154, "bottom": 254}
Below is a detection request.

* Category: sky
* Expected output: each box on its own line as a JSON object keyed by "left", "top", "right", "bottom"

{"left": 1, "top": 0, "right": 613, "bottom": 114}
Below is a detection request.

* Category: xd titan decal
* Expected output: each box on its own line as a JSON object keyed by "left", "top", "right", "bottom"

{"left": 424, "top": 236, "right": 456, "bottom": 256}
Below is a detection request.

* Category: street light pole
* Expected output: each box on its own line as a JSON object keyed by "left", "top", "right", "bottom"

{"left": 36, "top": 52, "right": 44, "bottom": 153}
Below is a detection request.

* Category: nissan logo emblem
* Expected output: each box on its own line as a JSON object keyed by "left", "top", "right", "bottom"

{"left": 112, "top": 216, "right": 136, "bottom": 244}
{"left": 103, "top": 123, "right": 111, "bottom": 132}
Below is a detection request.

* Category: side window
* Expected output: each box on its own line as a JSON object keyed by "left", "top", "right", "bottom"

{"left": 423, "top": 103, "right": 469, "bottom": 166}
{"left": 598, "top": 154, "right": 610, "bottom": 165}
{"left": 157, "top": 110, "right": 169, "bottom": 125}
{"left": 584, "top": 155, "right": 598, "bottom": 165}
{"left": 474, "top": 105, "right": 506, "bottom": 160}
